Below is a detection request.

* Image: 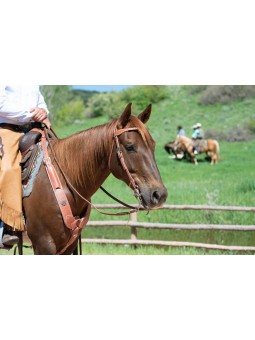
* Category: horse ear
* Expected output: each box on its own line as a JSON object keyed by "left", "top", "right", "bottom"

{"left": 118, "top": 103, "right": 132, "bottom": 128}
{"left": 138, "top": 104, "right": 152, "bottom": 124}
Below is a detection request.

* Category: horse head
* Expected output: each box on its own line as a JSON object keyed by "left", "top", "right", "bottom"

{"left": 109, "top": 103, "right": 168, "bottom": 210}
{"left": 164, "top": 141, "right": 177, "bottom": 155}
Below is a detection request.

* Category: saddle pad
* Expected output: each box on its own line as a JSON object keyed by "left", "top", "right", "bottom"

{"left": 22, "top": 144, "right": 44, "bottom": 198}
{"left": 199, "top": 140, "right": 207, "bottom": 148}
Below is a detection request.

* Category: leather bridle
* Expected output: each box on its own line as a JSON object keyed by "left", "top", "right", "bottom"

{"left": 107, "top": 127, "right": 143, "bottom": 202}
{"left": 44, "top": 125, "right": 146, "bottom": 214}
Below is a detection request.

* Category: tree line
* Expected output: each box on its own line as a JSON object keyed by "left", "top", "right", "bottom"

{"left": 41, "top": 85, "right": 255, "bottom": 130}
{"left": 40, "top": 85, "right": 169, "bottom": 125}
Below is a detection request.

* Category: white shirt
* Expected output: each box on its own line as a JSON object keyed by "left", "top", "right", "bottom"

{"left": 0, "top": 85, "right": 49, "bottom": 125}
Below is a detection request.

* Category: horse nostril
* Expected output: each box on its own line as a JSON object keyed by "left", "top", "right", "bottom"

{"left": 152, "top": 190, "right": 160, "bottom": 204}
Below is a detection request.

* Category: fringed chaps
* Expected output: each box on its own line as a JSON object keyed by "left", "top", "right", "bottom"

{"left": 0, "top": 128, "right": 25, "bottom": 231}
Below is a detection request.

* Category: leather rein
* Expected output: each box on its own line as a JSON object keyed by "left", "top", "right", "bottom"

{"left": 37, "top": 125, "right": 145, "bottom": 254}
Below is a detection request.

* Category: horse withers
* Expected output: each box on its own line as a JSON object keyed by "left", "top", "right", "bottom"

{"left": 22, "top": 103, "right": 168, "bottom": 254}
{"left": 174, "top": 136, "right": 220, "bottom": 165}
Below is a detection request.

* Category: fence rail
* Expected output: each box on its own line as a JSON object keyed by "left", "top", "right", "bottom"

{"left": 94, "top": 204, "right": 255, "bottom": 212}
{"left": 83, "top": 204, "right": 255, "bottom": 252}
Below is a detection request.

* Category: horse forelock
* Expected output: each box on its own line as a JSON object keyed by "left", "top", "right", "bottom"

{"left": 128, "top": 115, "right": 155, "bottom": 147}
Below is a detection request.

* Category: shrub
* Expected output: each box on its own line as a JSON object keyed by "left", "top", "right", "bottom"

{"left": 41, "top": 85, "right": 87, "bottom": 125}
{"left": 225, "top": 126, "right": 253, "bottom": 142}
{"left": 187, "top": 85, "right": 208, "bottom": 95}
{"left": 53, "top": 99, "right": 85, "bottom": 125}
{"left": 246, "top": 119, "right": 255, "bottom": 134}
{"left": 84, "top": 92, "right": 125, "bottom": 118}
{"left": 205, "top": 125, "right": 254, "bottom": 142}
{"left": 120, "top": 85, "right": 169, "bottom": 110}
{"left": 204, "top": 128, "right": 227, "bottom": 141}
{"left": 84, "top": 86, "right": 169, "bottom": 119}
{"left": 199, "top": 85, "right": 255, "bottom": 105}
{"left": 41, "top": 85, "right": 73, "bottom": 114}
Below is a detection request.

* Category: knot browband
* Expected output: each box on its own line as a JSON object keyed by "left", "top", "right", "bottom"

{"left": 114, "top": 127, "right": 139, "bottom": 136}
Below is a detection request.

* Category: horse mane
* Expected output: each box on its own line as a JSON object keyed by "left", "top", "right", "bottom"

{"left": 177, "top": 135, "right": 191, "bottom": 145}
{"left": 177, "top": 136, "right": 191, "bottom": 142}
{"left": 53, "top": 115, "right": 153, "bottom": 188}
{"left": 53, "top": 120, "right": 116, "bottom": 187}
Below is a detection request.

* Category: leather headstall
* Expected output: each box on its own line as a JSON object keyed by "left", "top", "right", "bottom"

{"left": 109, "top": 127, "right": 144, "bottom": 201}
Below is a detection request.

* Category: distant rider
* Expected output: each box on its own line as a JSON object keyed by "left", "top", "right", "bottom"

{"left": 192, "top": 123, "right": 204, "bottom": 154}
{"left": 177, "top": 125, "right": 185, "bottom": 137}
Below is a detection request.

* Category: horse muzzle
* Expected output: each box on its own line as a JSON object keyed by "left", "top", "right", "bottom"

{"left": 139, "top": 186, "right": 168, "bottom": 210}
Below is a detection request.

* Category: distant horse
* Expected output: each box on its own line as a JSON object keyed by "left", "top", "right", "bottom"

{"left": 174, "top": 136, "right": 220, "bottom": 165}
{"left": 164, "top": 140, "right": 187, "bottom": 160}
{"left": 22, "top": 103, "right": 168, "bottom": 254}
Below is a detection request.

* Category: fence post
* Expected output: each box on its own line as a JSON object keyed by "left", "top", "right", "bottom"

{"left": 130, "top": 211, "right": 138, "bottom": 242}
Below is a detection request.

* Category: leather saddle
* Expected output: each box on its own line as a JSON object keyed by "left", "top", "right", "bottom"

{"left": 19, "top": 130, "right": 42, "bottom": 184}
{"left": 193, "top": 139, "right": 207, "bottom": 149}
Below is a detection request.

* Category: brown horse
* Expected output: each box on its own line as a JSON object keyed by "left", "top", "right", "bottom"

{"left": 174, "top": 136, "right": 220, "bottom": 165}
{"left": 164, "top": 140, "right": 187, "bottom": 160}
{"left": 22, "top": 103, "right": 168, "bottom": 254}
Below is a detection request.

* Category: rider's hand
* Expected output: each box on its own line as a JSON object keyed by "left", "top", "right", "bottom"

{"left": 30, "top": 107, "right": 48, "bottom": 122}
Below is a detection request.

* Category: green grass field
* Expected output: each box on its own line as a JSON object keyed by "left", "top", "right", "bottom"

{"left": 2, "top": 86, "right": 255, "bottom": 255}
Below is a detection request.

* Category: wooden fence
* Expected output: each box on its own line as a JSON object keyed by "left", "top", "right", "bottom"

{"left": 82, "top": 204, "right": 255, "bottom": 252}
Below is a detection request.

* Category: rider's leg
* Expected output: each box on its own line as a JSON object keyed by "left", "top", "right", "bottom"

{"left": 0, "top": 220, "right": 19, "bottom": 247}
{"left": 0, "top": 128, "right": 25, "bottom": 232}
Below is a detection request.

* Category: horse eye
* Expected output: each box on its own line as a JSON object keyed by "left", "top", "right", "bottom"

{"left": 125, "top": 144, "right": 135, "bottom": 152}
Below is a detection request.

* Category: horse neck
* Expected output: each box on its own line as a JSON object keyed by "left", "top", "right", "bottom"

{"left": 182, "top": 136, "right": 191, "bottom": 142}
{"left": 54, "top": 122, "right": 115, "bottom": 199}
{"left": 179, "top": 136, "right": 191, "bottom": 146}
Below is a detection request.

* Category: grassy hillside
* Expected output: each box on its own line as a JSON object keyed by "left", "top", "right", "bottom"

{"left": 145, "top": 86, "right": 255, "bottom": 145}
{"left": 56, "top": 85, "right": 255, "bottom": 144}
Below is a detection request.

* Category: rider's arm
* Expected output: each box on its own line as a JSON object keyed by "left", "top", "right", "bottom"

{"left": 37, "top": 89, "right": 49, "bottom": 115}
{"left": 0, "top": 86, "right": 34, "bottom": 123}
